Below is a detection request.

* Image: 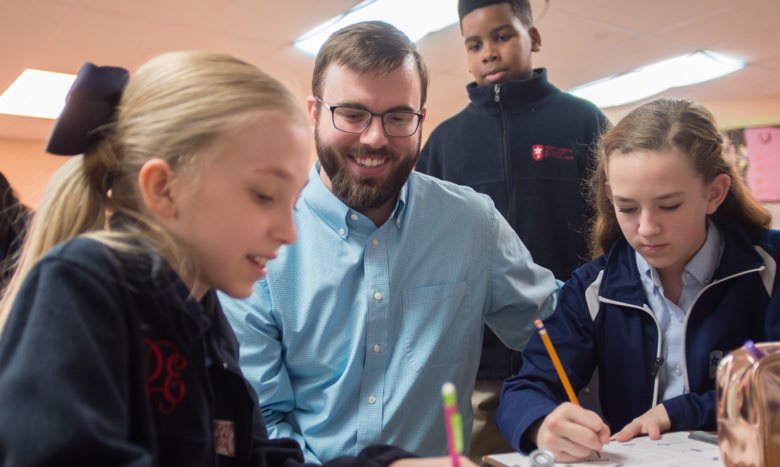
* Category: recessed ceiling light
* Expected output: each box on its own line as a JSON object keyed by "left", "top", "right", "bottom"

{"left": 0, "top": 69, "right": 77, "bottom": 119}
{"left": 294, "top": 0, "right": 458, "bottom": 56}
{"left": 569, "top": 51, "right": 746, "bottom": 108}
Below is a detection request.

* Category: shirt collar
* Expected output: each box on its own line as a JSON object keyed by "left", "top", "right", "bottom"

{"left": 302, "top": 161, "right": 409, "bottom": 238}
{"left": 636, "top": 218, "right": 723, "bottom": 287}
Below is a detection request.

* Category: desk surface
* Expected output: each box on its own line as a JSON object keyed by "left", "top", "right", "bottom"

{"left": 482, "top": 431, "right": 722, "bottom": 466}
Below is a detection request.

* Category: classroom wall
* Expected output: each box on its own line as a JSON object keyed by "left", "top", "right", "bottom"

{"left": 766, "top": 203, "right": 780, "bottom": 228}
{"left": 0, "top": 138, "right": 67, "bottom": 208}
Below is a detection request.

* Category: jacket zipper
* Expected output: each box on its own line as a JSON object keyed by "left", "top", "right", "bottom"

{"left": 494, "top": 83, "right": 513, "bottom": 225}
{"left": 177, "top": 306, "right": 222, "bottom": 464}
{"left": 680, "top": 266, "right": 765, "bottom": 392}
{"left": 599, "top": 264, "right": 766, "bottom": 407}
{"left": 598, "top": 297, "right": 663, "bottom": 406}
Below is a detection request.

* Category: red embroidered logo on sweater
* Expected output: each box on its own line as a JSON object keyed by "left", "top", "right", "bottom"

{"left": 532, "top": 144, "right": 574, "bottom": 161}
{"left": 145, "top": 338, "right": 188, "bottom": 414}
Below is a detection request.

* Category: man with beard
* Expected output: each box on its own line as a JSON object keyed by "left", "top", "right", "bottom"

{"left": 219, "top": 21, "right": 557, "bottom": 463}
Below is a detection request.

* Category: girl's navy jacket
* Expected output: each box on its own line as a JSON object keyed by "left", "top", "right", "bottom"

{"left": 0, "top": 237, "right": 411, "bottom": 466}
{"left": 496, "top": 223, "right": 780, "bottom": 452}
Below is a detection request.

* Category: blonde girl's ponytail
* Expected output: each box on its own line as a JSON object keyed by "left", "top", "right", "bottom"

{"left": 1, "top": 52, "right": 308, "bottom": 334}
{"left": 0, "top": 64, "right": 129, "bottom": 331}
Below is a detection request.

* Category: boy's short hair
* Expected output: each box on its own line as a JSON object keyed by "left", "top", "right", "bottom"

{"left": 458, "top": 0, "right": 533, "bottom": 26}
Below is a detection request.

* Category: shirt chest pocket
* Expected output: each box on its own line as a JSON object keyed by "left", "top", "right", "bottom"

{"left": 400, "top": 280, "right": 475, "bottom": 372}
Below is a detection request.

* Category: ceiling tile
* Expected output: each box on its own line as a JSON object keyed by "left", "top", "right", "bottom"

{"left": 578, "top": 0, "right": 734, "bottom": 34}
{"left": 135, "top": 24, "right": 279, "bottom": 68}
{"left": 207, "top": 0, "right": 361, "bottom": 43}
{"left": 63, "top": 0, "right": 230, "bottom": 28}
{"left": 0, "top": 0, "right": 75, "bottom": 65}
{"left": 24, "top": 9, "right": 166, "bottom": 73}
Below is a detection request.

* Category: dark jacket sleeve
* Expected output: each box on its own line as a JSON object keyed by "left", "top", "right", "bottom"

{"left": 496, "top": 273, "right": 598, "bottom": 453}
{"left": 252, "top": 428, "right": 414, "bottom": 467}
{"left": 0, "top": 253, "right": 154, "bottom": 466}
{"left": 321, "top": 446, "right": 417, "bottom": 467}
{"left": 252, "top": 432, "right": 415, "bottom": 467}
{"left": 662, "top": 391, "right": 717, "bottom": 431}
{"left": 763, "top": 231, "right": 780, "bottom": 341}
{"left": 416, "top": 130, "right": 442, "bottom": 177}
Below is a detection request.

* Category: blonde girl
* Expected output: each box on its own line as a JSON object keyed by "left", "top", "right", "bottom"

{"left": 0, "top": 51, "right": 468, "bottom": 467}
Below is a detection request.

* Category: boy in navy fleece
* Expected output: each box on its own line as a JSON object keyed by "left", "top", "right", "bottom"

{"left": 416, "top": 0, "right": 608, "bottom": 457}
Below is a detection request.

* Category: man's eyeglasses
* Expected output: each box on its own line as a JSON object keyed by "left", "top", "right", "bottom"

{"left": 316, "top": 97, "right": 423, "bottom": 138}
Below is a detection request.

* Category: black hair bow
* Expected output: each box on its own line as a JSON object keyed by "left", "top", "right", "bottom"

{"left": 46, "top": 62, "right": 129, "bottom": 156}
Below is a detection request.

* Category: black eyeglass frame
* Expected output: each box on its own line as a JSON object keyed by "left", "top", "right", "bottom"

{"left": 316, "top": 97, "right": 423, "bottom": 138}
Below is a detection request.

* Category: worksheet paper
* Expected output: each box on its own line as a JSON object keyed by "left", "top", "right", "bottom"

{"left": 483, "top": 431, "right": 722, "bottom": 466}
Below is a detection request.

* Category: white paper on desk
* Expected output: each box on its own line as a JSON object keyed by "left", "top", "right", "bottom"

{"left": 485, "top": 432, "right": 722, "bottom": 466}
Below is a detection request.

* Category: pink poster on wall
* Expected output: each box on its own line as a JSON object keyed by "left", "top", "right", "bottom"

{"left": 745, "top": 127, "right": 780, "bottom": 202}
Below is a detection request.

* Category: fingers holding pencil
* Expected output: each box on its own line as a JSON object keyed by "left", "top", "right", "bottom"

{"left": 535, "top": 403, "right": 610, "bottom": 463}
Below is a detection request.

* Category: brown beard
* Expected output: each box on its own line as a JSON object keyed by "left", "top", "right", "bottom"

{"left": 316, "top": 128, "right": 420, "bottom": 212}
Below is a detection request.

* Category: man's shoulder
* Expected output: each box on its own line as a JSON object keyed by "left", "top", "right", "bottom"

{"left": 408, "top": 172, "right": 494, "bottom": 211}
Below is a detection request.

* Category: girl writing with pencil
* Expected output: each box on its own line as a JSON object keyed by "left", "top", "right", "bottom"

{"left": 495, "top": 98, "right": 780, "bottom": 462}
{"left": 0, "top": 51, "right": 472, "bottom": 467}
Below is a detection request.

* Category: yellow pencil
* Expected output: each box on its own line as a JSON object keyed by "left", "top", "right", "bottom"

{"left": 534, "top": 319, "right": 579, "bottom": 405}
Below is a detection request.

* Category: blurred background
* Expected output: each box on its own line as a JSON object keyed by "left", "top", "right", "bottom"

{"left": 1, "top": 0, "right": 779, "bottom": 218}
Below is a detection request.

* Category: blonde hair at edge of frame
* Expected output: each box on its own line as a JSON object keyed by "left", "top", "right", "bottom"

{"left": 0, "top": 51, "right": 308, "bottom": 333}
{"left": 588, "top": 98, "right": 771, "bottom": 259}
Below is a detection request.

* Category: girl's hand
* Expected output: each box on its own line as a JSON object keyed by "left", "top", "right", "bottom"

{"left": 612, "top": 403, "right": 671, "bottom": 442}
{"left": 390, "top": 456, "right": 477, "bottom": 467}
{"left": 533, "top": 402, "right": 610, "bottom": 463}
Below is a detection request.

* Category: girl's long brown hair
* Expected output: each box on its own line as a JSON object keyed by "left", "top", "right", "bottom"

{"left": 589, "top": 98, "right": 771, "bottom": 258}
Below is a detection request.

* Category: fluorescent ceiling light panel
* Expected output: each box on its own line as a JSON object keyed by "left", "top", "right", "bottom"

{"left": 0, "top": 69, "right": 77, "bottom": 119}
{"left": 569, "top": 51, "right": 745, "bottom": 108}
{"left": 294, "top": 0, "right": 458, "bottom": 55}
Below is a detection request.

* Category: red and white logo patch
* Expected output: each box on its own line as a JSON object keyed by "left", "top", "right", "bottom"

{"left": 532, "top": 144, "right": 545, "bottom": 161}
{"left": 531, "top": 144, "right": 574, "bottom": 161}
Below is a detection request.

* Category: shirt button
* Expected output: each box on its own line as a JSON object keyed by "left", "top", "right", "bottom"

{"left": 368, "top": 395, "right": 377, "bottom": 405}
{"left": 675, "top": 366, "right": 683, "bottom": 376}
{"left": 373, "top": 344, "right": 381, "bottom": 353}
{"left": 222, "top": 362, "right": 229, "bottom": 369}
{"left": 396, "top": 219, "right": 401, "bottom": 227}
{"left": 371, "top": 238, "right": 379, "bottom": 247}
{"left": 374, "top": 291, "right": 382, "bottom": 300}
{"left": 338, "top": 228, "right": 346, "bottom": 237}
{"left": 350, "top": 213, "right": 358, "bottom": 221}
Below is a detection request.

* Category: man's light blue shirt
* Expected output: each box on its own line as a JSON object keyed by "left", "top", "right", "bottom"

{"left": 220, "top": 162, "right": 557, "bottom": 462}
{"left": 636, "top": 219, "right": 723, "bottom": 401}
